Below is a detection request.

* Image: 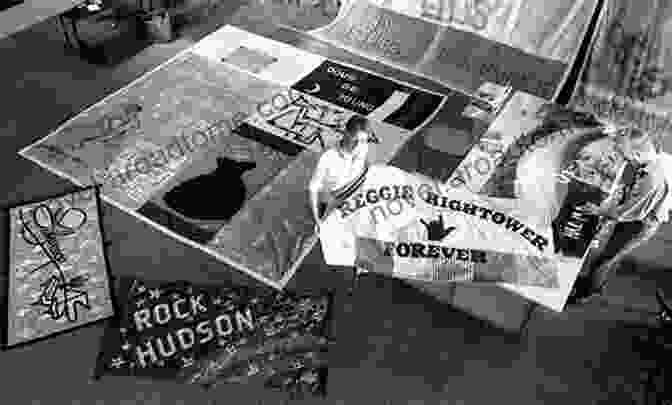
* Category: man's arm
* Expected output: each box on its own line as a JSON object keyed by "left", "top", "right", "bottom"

{"left": 604, "top": 170, "right": 666, "bottom": 221}
{"left": 308, "top": 154, "right": 328, "bottom": 225}
{"left": 309, "top": 187, "right": 322, "bottom": 224}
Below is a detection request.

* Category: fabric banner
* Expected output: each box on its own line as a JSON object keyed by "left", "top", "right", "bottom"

{"left": 3, "top": 187, "right": 115, "bottom": 349}
{"left": 356, "top": 236, "right": 558, "bottom": 287}
{"left": 305, "top": 0, "right": 601, "bottom": 100}
{"left": 19, "top": 51, "right": 296, "bottom": 288}
{"left": 20, "top": 25, "right": 502, "bottom": 290}
{"left": 571, "top": 0, "right": 672, "bottom": 145}
{"left": 479, "top": 106, "right": 629, "bottom": 253}
{"left": 318, "top": 164, "right": 559, "bottom": 288}
{"left": 94, "top": 277, "right": 333, "bottom": 396}
{"left": 366, "top": 0, "right": 598, "bottom": 63}
{"left": 290, "top": 59, "right": 444, "bottom": 129}
{"left": 315, "top": 92, "right": 633, "bottom": 310}
{"left": 475, "top": 96, "right": 630, "bottom": 310}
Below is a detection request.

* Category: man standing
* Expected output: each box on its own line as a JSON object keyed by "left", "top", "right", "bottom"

{"left": 570, "top": 126, "right": 671, "bottom": 303}
{"left": 308, "top": 115, "right": 378, "bottom": 291}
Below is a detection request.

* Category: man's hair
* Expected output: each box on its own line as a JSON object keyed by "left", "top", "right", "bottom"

{"left": 340, "top": 115, "right": 370, "bottom": 148}
{"left": 345, "top": 114, "right": 370, "bottom": 135}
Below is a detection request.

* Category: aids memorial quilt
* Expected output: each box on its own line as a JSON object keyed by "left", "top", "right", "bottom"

{"left": 20, "top": 25, "right": 498, "bottom": 289}
{"left": 94, "top": 276, "right": 332, "bottom": 396}
{"left": 4, "top": 187, "right": 114, "bottom": 349}
{"left": 303, "top": 0, "right": 602, "bottom": 100}
{"left": 572, "top": 0, "right": 672, "bottom": 147}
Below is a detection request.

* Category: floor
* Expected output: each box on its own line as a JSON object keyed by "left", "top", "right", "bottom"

{"left": 0, "top": 1, "right": 669, "bottom": 404}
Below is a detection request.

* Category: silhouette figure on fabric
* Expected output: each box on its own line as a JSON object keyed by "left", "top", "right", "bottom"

{"left": 71, "top": 104, "right": 144, "bottom": 150}
{"left": 163, "top": 157, "right": 256, "bottom": 221}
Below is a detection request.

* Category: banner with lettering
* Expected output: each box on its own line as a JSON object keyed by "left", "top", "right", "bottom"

{"left": 314, "top": 93, "right": 634, "bottom": 310}
{"left": 94, "top": 277, "right": 333, "bottom": 396}
{"left": 480, "top": 104, "right": 629, "bottom": 256}
{"left": 317, "top": 163, "right": 560, "bottom": 287}
{"left": 3, "top": 187, "right": 115, "bottom": 349}
{"left": 571, "top": 0, "right": 672, "bottom": 145}
{"left": 307, "top": 0, "right": 602, "bottom": 99}
{"left": 474, "top": 100, "right": 633, "bottom": 310}
{"left": 356, "top": 236, "right": 558, "bottom": 287}
{"left": 366, "top": 0, "right": 597, "bottom": 63}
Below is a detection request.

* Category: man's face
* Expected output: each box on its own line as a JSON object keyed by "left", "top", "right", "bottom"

{"left": 356, "top": 129, "right": 371, "bottom": 144}
{"left": 346, "top": 128, "right": 374, "bottom": 149}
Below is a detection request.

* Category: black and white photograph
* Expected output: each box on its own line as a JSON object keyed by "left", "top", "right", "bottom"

{"left": 1, "top": 0, "right": 671, "bottom": 404}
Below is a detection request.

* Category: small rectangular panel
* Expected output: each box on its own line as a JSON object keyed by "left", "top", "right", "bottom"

{"left": 5, "top": 187, "right": 114, "bottom": 348}
{"left": 94, "top": 276, "right": 333, "bottom": 396}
